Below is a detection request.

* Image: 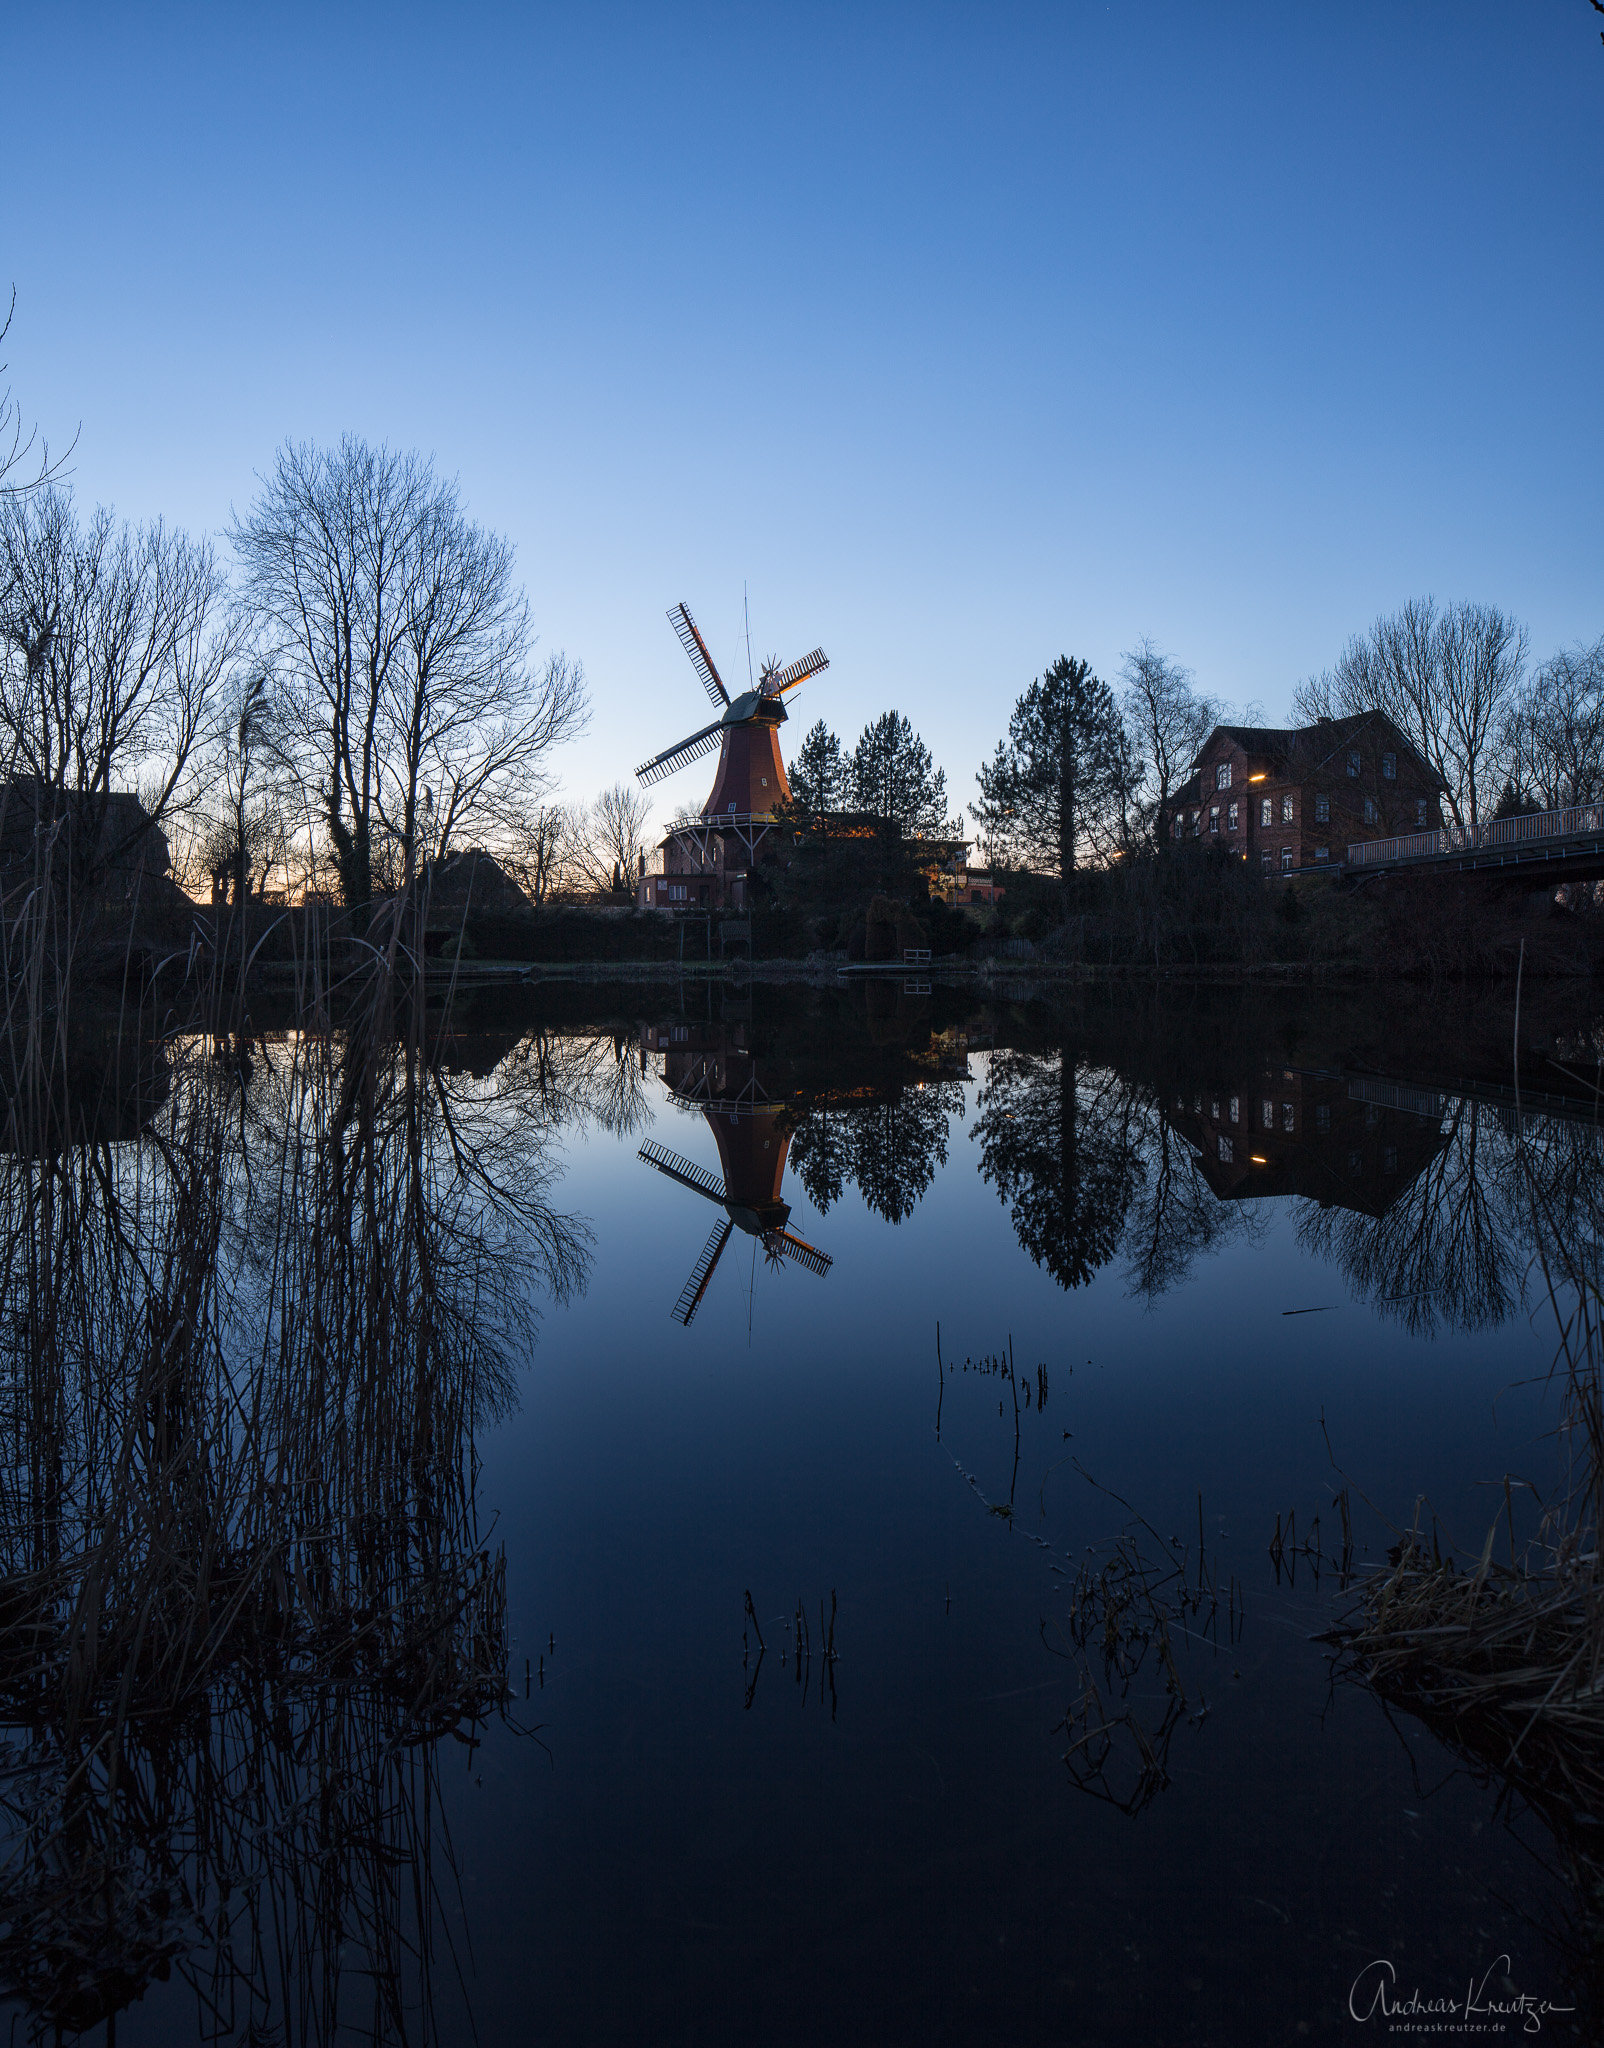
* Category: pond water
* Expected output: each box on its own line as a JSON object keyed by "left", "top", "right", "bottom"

{"left": 4, "top": 978, "right": 1601, "bottom": 2045}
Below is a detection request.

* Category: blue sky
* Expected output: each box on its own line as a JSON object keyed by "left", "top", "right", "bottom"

{"left": 4, "top": 2, "right": 1600, "bottom": 827}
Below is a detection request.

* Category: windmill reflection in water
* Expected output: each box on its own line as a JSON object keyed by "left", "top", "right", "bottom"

{"left": 638, "top": 1023, "right": 830, "bottom": 1325}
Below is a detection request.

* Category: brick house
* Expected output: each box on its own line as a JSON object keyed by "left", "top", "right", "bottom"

{"left": 1166, "top": 712, "right": 1445, "bottom": 873}
{"left": 1167, "top": 1066, "right": 1448, "bottom": 1217}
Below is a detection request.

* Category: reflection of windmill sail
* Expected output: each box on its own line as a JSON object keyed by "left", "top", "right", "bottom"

{"left": 674, "top": 1218, "right": 734, "bottom": 1326}
{"left": 639, "top": 1124, "right": 831, "bottom": 1324}
{"left": 762, "top": 1227, "right": 832, "bottom": 1277}
{"left": 639, "top": 1139, "right": 726, "bottom": 1203}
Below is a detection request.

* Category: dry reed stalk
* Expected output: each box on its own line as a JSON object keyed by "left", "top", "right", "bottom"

{"left": 0, "top": 879, "right": 580, "bottom": 2041}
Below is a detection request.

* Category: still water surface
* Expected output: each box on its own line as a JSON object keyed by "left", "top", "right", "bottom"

{"left": 16, "top": 980, "right": 1603, "bottom": 2045}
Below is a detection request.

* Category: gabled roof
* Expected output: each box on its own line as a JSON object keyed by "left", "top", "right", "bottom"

{"left": 1191, "top": 711, "right": 1444, "bottom": 788}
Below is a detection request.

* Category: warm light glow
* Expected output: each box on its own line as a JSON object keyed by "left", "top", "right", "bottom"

{"left": 1250, "top": 1154, "right": 1268, "bottom": 1164}
{"left": 1248, "top": 773, "right": 1267, "bottom": 782}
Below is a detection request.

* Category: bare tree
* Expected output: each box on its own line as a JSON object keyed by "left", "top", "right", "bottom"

{"left": 569, "top": 783, "right": 654, "bottom": 895}
{"left": 1292, "top": 598, "right": 1528, "bottom": 830}
{"left": 1503, "top": 637, "right": 1604, "bottom": 811}
{"left": 0, "top": 291, "right": 76, "bottom": 501}
{"left": 0, "top": 486, "right": 234, "bottom": 885}
{"left": 498, "top": 800, "right": 574, "bottom": 908}
{"left": 1118, "top": 639, "right": 1223, "bottom": 843}
{"left": 231, "top": 438, "right": 586, "bottom": 912}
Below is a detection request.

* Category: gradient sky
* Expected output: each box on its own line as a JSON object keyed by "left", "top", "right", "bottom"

{"left": 5, "top": 2, "right": 1600, "bottom": 828}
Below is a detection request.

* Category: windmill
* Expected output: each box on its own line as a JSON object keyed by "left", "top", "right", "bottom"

{"left": 639, "top": 1124, "right": 832, "bottom": 1326}
{"left": 635, "top": 602, "right": 829, "bottom": 821}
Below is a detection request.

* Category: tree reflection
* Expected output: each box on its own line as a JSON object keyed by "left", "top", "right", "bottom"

{"left": 1295, "top": 1099, "right": 1604, "bottom": 1338}
{"left": 785, "top": 1084, "right": 964, "bottom": 1224}
{"left": 973, "top": 1050, "right": 1140, "bottom": 1289}
{"left": 0, "top": 988, "right": 589, "bottom": 2043}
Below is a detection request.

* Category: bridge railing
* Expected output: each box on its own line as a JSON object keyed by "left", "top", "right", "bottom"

{"left": 1346, "top": 802, "right": 1604, "bottom": 869}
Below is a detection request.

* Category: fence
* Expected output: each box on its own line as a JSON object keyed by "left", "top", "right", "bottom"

{"left": 1346, "top": 802, "right": 1604, "bottom": 869}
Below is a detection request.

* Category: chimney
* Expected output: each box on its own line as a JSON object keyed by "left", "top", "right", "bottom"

{"left": 1317, "top": 714, "right": 1332, "bottom": 726}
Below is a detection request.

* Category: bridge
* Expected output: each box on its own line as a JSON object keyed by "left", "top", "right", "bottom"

{"left": 1345, "top": 802, "right": 1604, "bottom": 884}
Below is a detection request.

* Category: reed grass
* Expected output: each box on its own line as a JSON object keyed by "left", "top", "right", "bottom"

{"left": 0, "top": 868, "right": 586, "bottom": 2041}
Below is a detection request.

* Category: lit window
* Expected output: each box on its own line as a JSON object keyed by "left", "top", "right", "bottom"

{"left": 1315, "top": 792, "right": 1330, "bottom": 822}
{"left": 1218, "top": 1135, "right": 1234, "bottom": 1163}
{"left": 1209, "top": 807, "right": 1220, "bottom": 833}
{"left": 1416, "top": 798, "right": 1428, "bottom": 827}
{"left": 1281, "top": 1102, "right": 1295, "bottom": 1132}
{"left": 1262, "top": 1099, "right": 1274, "bottom": 1127}
{"left": 1315, "top": 845, "right": 1329, "bottom": 861}
{"left": 1260, "top": 797, "right": 1272, "bottom": 827}
{"left": 1216, "top": 762, "right": 1232, "bottom": 789}
{"left": 1229, "top": 1096, "right": 1239, "bottom": 1123}
{"left": 1363, "top": 798, "right": 1376, "bottom": 825}
{"left": 1281, "top": 794, "right": 1294, "bottom": 824}
{"left": 1382, "top": 752, "right": 1396, "bottom": 779}
{"left": 1227, "top": 801, "right": 1238, "bottom": 831}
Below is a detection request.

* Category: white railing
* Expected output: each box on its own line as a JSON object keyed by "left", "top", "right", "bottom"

{"left": 1346, "top": 803, "right": 1604, "bottom": 868}
{"left": 664, "top": 811, "right": 782, "bottom": 835}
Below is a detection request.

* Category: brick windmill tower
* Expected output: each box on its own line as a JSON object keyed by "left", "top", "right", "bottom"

{"left": 635, "top": 602, "right": 828, "bottom": 911}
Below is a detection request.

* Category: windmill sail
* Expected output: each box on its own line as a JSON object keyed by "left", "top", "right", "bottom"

{"left": 673, "top": 1218, "right": 734, "bottom": 1325}
{"left": 638, "top": 1140, "right": 727, "bottom": 1204}
{"left": 761, "top": 648, "right": 829, "bottom": 697}
{"left": 635, "top": 720, "right": 724, "bottom": 789}
{"left": 762, "top": 1228, "right": 833, "bottom": 1277}
{"left": 669, "top": 603, "right": 730, "bottom": 709}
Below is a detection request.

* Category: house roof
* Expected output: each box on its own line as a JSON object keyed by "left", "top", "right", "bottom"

{"left": 1190, "top": 712, "right": 1445, "bottom": 789}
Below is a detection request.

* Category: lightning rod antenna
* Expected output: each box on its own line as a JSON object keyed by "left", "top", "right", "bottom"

{"left": 744, "top": 582, "right": 754, "bottom": 690}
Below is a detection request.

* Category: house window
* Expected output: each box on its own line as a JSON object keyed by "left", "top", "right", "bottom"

{"left": 1258, "top": 797, "right": 1271, "bottom": 827}
{"left": 1172, "top": 815, "right": 1183, "bottom": 839}
{"left": 1315, "top": 792, "right": 1330, "bottom": 823}
{"left": 1281, "top": 794, "right": 1294, "bottom": 824}
{"left": 1227, "top": 801, "right": 1238, "bottom": 831}
{"left": 1211, "top": 1099, "right": 1220, "bottom": 1120}
{"left": 1347, "top": 750, "right": 1361, "bottom": 777}
{"left": 1281, "top": 1102, "right": 1295, "bottom": 1132}
{"left": 1316, "top": 1104, "right": 1331, "bottom": 1132}
{"left": 1229, "top": 1095, "right": 1240, "bottom": 1123}
{"left": 1189, "top": 811, "right": 1199, "bottom": 833}
{"left": 1382, "top": 751, "right": 1396, "bottom": 779}
{"left": 1260, "top": 852, "right": 1271, "bottom": 874}
{"left": 1416, "top": 798, "right": 1428, "bottom": 827}
{"left": 1216, "top": 762, "right": 1232, "bottom": 789}
{"left": 1383, "top": 1146, "right": 1398, "bottom": 1173}
{"left": 1262, "top": 1099, "right": 1274, "bottom": 1127}
{"left": 1280, "top": 846, "right": 1293, "bottom": 871}
{"left": 1348, "top": 1150, "right": 1362, "bottom": 1171}
{"left": 1209, "top": 807, "right": 1220, "bottom": 833}
{"left": 1218, "top": 1135, "right": 1234, "bottom": 1163}
{"left": 1315, "top": 845, "right": 1329, "bottom": 862}
{"left": 1363, "top": 797, "right": 1376, "bottom": 825}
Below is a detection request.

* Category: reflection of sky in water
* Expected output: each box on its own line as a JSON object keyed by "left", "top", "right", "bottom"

{"left": 98, "top": 993, "right": 1593, "bottom": 2044}
{"left": 453, "top": 1035, "right": 1564, "bottom": 2045}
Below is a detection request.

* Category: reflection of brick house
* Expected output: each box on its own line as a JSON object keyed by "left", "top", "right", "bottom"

{"left": 1167, "top": 713, "right": 1445, "bottom": 873}
{"left": 1167, "top": 1067, "right": 1447, "bottom": 1217}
